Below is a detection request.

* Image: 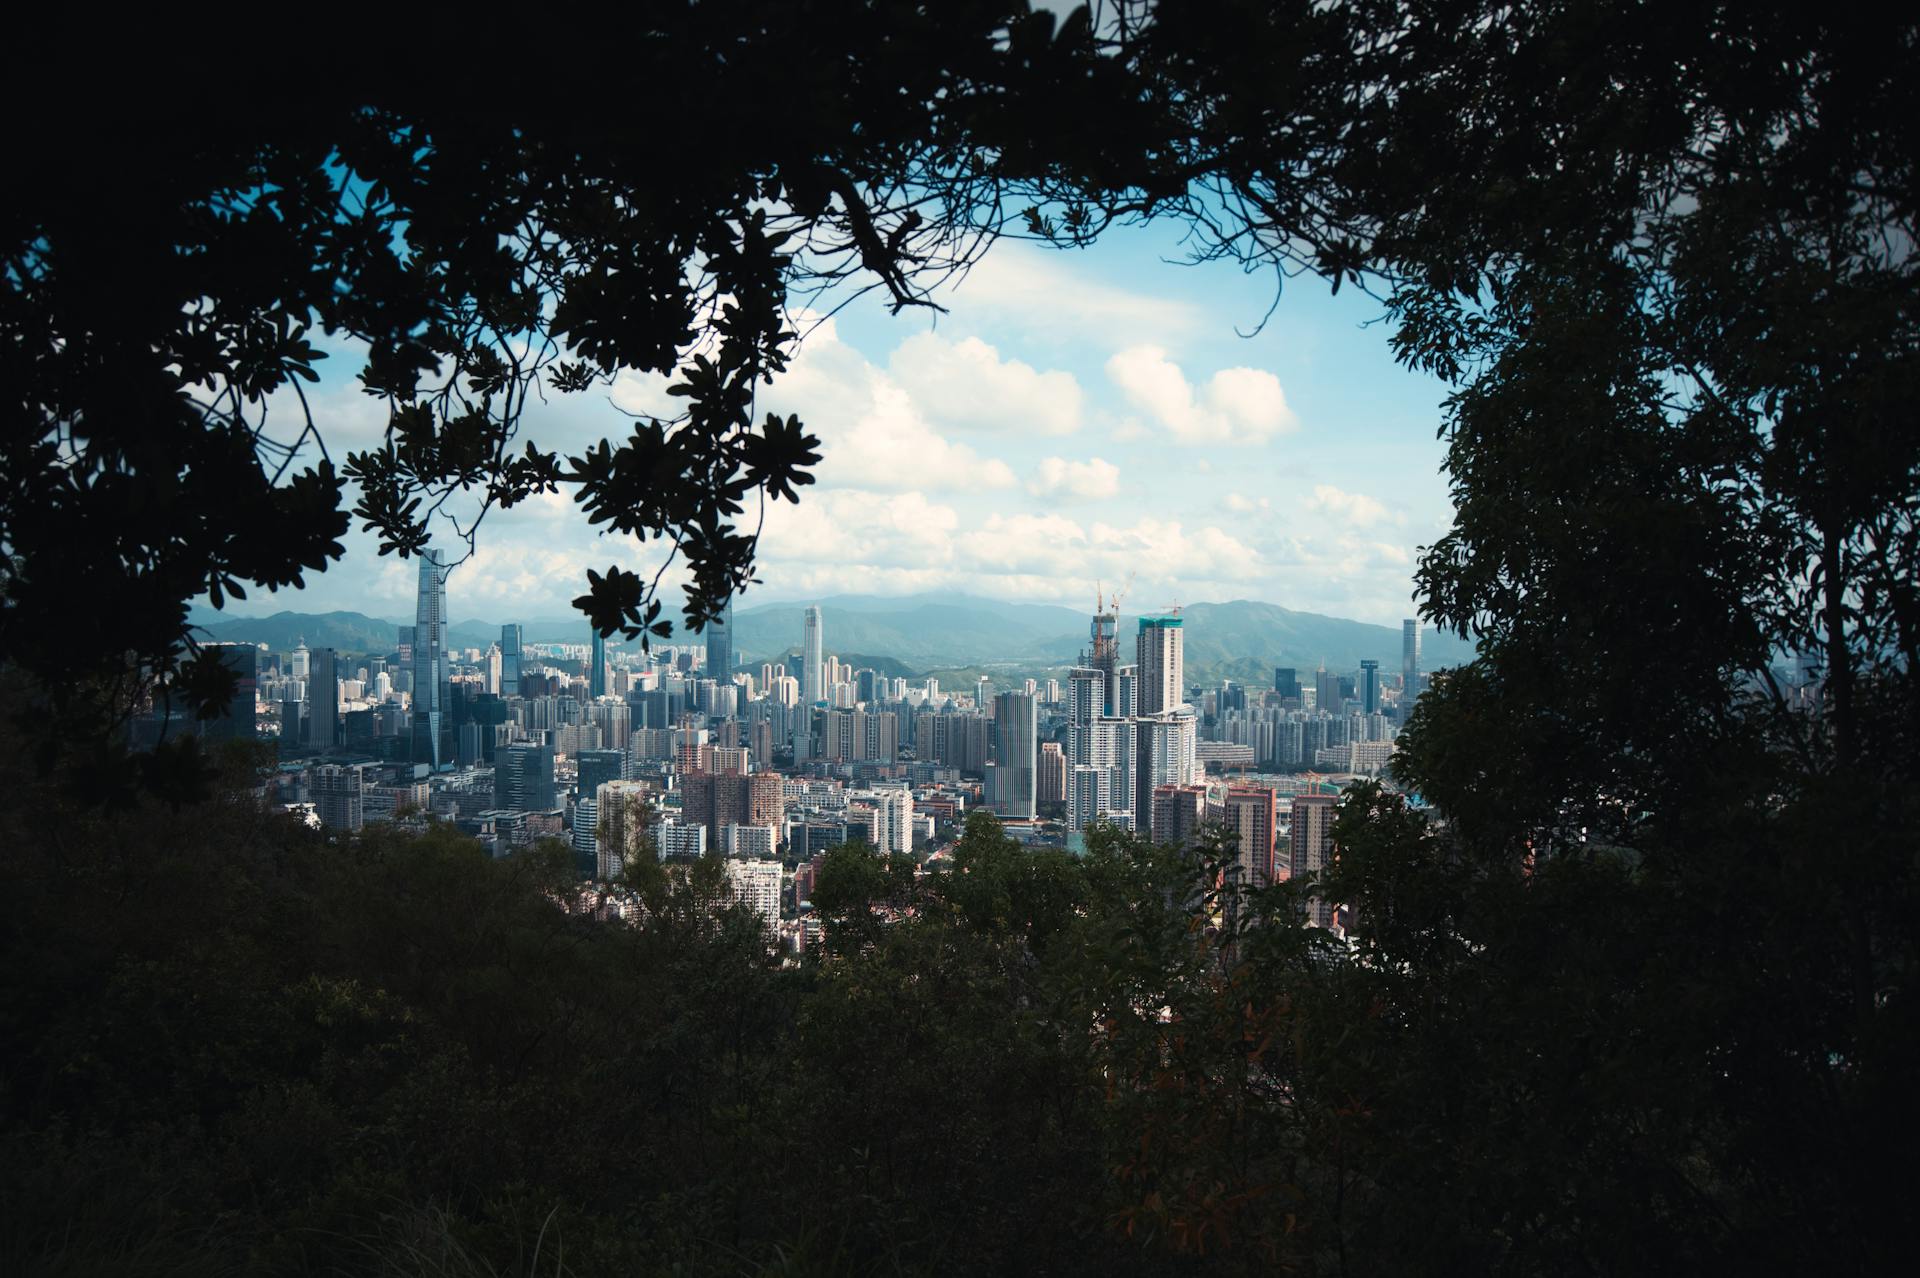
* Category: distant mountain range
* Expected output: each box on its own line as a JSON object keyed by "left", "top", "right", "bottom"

{"left": 189, "top": 594, "right": 1474, "bottom": 681}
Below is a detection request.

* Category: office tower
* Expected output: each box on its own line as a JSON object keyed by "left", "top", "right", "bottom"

{"left": 306, "top": 647, "right": 340, "bottom": 751}
{"left": 705, "top": 597, "right": 733, "bottom": 683}
{"left": 500, "top": 624, "right": 523, "bottom": 697}
{"left": 989, "top": 692, "right": 1037, "bottom": 818}
{"left": 1136, "top": 616, "right": 1184, "bottom": 715}
{"left": 577, "top": 748, "right": 627, "bottom": 800}
{"left": 1311, "top": 665, "right": 1338, "bottom": 716}
{"left": 290, "top": 638, "right": 310, "bottom": 682}
{"left": 1402, "top": 619, "right": 1422, "bottom": 703}
{"left": 802, "top": 605, "right": 824, "bottom": 705}
{"left": 590, "top": 629, "right": 608, "bottom": 699}
{"left": 1273, "top": 667, "right": 1300, "bottom": 701}
{"left": 311, "top": 763, "right": 365, "bottom": 833}
{"left": 1359, "top": 659, "right": 1380, "bottom": 716}
{"left": 1217, "top": 681, "right": 1247, "bottom": 715}
{"left": 1135, "top": 710, "right": 1198, "bottom": 836}
{"left": 1221, "top": 785, "right": 1279, "bottom": 886}
{"left": 855, "top": 667, "right": 879, "bottom": 705}
{"left": 411, "top": 550, "right": 452, "bottom": 768}
{"left": 1150, "top": 783, "right": 1209, "bottom": 850}
{"left": 494, "top": 742, "right": 557, "bottom": 812}
{"left": 1290, "top": 794, "right": 1339, "bottom": 928}
{"left": 976, "top": 675, "right": 991, "bottom": 709}
{"left": 1038, "top": 740, "right": 1067, "bottom": 804}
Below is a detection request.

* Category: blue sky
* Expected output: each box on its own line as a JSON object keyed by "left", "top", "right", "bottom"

{"left": 250, "top": 218, "right": 1454, "bottom": 628}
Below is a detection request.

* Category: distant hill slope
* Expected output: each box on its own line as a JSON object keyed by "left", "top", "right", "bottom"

{"left": 190, "top": 594, "right": 1474, "bottom": 677}
{"left": 192, "top": 610, "right": 401, "bottom": 653}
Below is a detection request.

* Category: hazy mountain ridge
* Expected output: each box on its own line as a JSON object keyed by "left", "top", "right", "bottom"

{"left": 192, "top": 594, "right": 1472, "bottom": 680}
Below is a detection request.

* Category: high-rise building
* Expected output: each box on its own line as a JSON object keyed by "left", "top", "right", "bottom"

{"left": 1221, "top": 785, "right": 1279, "bottom": 886}
{"left": 725, "top": 858, "right": 782, "bottom": 936}
{"left": 683, "top": 770, "right": 783, "bottom": 845}
{"left": 1359, "top": 659, "right": 1381, "bottom": 716}
{"left": 1038, "top": 740, "right": 1067, "bottom": 805}
{"left": 705, "top": 598, "right": 733, "bottom": 683}
{"left": 306, "top": 647, "right": 339, "bottom": 751}
{"left": 1402, "top": 619, "right": 1422, "bottom": 705}
{"left": 1066, "top": 667, "right": 1104, "bottom": 726}
{"left": 500, "top": 624, "right": 523, "bottom": 698}
{"left": 1311, "top": 664, "right": 1338, "bottom": 717}
{"left": 594, "top": 779, "right": 654, "bottom": 880}
{"left": 290, "top": 638, "right": 311, "bottom": 682}
{"left": 590, "top": 629, "right": 608, "bottom": 699}
{"left": 576, "top": 748, "right": 627, "bottom": 801}
{"left": 311, "top": 763, "right": 366, "bottom": 833}
{"left": 411, "top": 550, "right": 452, "bottom": 768}
{"left": 989, "top": 692, "right": 1037, "bottom": 819}
{"left": 494, "top": 742, "right": 557, "bottom": 812}
{"left": 1150, "top": 783, "right": 1209, "bottom": 850}
{"left": 1273, "top": 667, "right": 1300, "bottom": 701}
{"left": 1136, "top": 616, "right": 1184, "bottom": 715}
{"left": 1135, "top": 710, "right": 1198, "bottom": 836}
{"left": 1290, "top": 794, "right": 1339, "bottom": 928}
{"left": 1067, "top": 718, "right": 1136, "bottom": 832}
{"left": 802, "top": 605, "right": 825, "bottom": 705}
{"left": 1110, "top": 665, "right": 1138, "bottom": 719}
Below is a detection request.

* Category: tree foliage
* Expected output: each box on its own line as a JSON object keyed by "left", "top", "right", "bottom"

{"left": 2, "top": 2, "right": 1147, "bottom": 751}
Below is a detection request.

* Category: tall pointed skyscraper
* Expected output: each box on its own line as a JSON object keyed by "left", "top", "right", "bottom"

{"left": 802, "top": 605, "right": 824, "bottom": 705}
{"left": 411, "top": 549, "right": 452, "bottom": 769}
{"left": 1401, "top": 618, "right": 1423, "bottom": 708}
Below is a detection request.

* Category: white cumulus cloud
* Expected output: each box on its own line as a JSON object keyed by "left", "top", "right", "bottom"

{"left": 1105, "top": 345, "right": 1299, "bottom": 443}
{"left": 1307, "top": 483, "right": 1396, "bottom": 528}
{"left": 1028, "top": 456, "right": 1120, "bottom": 501}
{"left": 888, "top": 333, "right": 1082, "bottom": 435}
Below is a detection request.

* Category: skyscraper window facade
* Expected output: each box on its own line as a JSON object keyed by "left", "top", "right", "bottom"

{"left": 989, "top": 691, "right": 1037, "bottom": 819}
{"left": 706, "top": 598, "right": 733, "bottom": 683}
{"left": 411, "top": 550, "right": 452, "bottom": 769}
{"left": 1402, "top": 619, "right": 1422, "bottom": 707}
{"left": 1136, "top": 616, "right": 1184, "bottom": 716}
{"left": 802, "top": 605, "right": 824, "bottom": 706}
{"left": 500, "top": 624, "right": 523, "bottom": 698}
{"left": 1359, "top": 659, "right": 1380, "bottom": 716}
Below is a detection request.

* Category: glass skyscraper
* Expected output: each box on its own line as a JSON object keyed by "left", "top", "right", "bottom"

{"left": 500, "top": 624, "right": 522, "bottom": 698}
{"left": 706, "top": 598, "right": 733, "bottom": 684}
{"left": 411, "top": 549, "right": 452, "bottom": 769}
{"left": 802, "top": 605, "right": 824, "bottom": 706}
